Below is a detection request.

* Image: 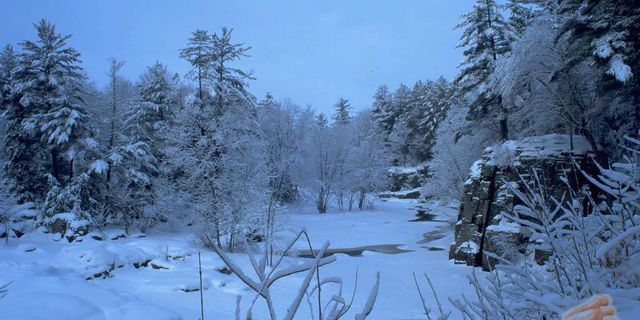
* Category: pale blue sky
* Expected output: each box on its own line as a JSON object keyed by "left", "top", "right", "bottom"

{"left": 0, "top": 1, "right": 472, "bottom": 113}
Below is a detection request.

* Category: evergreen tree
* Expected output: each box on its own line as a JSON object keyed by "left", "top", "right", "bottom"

{"left": 556, "top": 0, "right": 640, "bottom": 135}
{"left": 456, "top": 0, "right": 513, "bottom": 140}
{"left": 506, "top": 0, "right": 534, "bottom": 37}
{"left": 1, "top": 44, "right": 49, "bottom": 202}
{"left": 13, "top": 20, "right": 90, "bottom": 182}
{"left": 332, "top": 97, "right": 352, "bottom": 126}
{"left": 210, "top": 27, "right": 254, "bottom": 116}
{"left": 315, "top": 112, "right": 329, "bottom": 127}
{"left": 370, "top": 84, "right": 394, "bottom": 135}
{"left": 173, "top": 27, "right": 266, "bottom": 249}
{"left": 179, "top": 29, "right": 213, "bottom": 108}
{"left": 0, "top": 45, "right": 16, "bottom": 109}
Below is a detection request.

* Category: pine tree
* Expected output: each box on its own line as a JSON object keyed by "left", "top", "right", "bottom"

{"left": 332, "top": 97, "right": 352, "bottom": 126}
{"left": 557, "top": 0, "right": 640, "bottom": 134}
{"left": 456, "top": 0, "right": 513, "bottom": 140}
{"left": 370, "top": 85, "right": 394, "bottom": 135}
{"left": 210, "top": 27, "right": 254, "bottom": 116}
{"left": 0, "top": 45, "right": 16, "bottom": 109}
{"left": 506, "top": 0, "right": 534, "bottom": 37}
{"left": 179, "top": 29, "right": 213, "bottom": 108}
{"left": 13, "top": 20, "right": 90, "bottom": 183}
{"left": 1, "top": 44, "right": 49, "bottom": 202}
{"left": 315, "top": 112, "right": 329, "bottom": 127}
{"left": 171, "top": 27, "right": 267, "bottom": 249}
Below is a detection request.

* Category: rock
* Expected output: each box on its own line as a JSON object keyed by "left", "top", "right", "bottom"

{"left": 17, "top": 243, "right": 37, "bottom": 252}
{"left": 379, "top": 188, "right": 422, "bottom": 199}
{"left": 387, "top": 166, "right": 429, "bottom": 192}
{"left": 150, "top": 260, "right": 170, "bottom": 270}
{"left": 216, "top": 266, "right": 233, "bottom": 275}
{"left": 449, "top": 134, "right": 595, "bottom": 270}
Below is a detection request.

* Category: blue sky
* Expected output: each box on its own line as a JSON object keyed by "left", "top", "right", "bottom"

{"left": 0, "top": 1, "right": 472, "bottom": 113}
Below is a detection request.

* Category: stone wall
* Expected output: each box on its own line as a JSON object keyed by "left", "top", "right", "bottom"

{"left": 449, "top": 134, "right": 594, "bottom": 270}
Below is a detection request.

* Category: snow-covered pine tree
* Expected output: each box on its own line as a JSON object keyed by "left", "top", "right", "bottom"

{"left": 556, "top": 0, "right": 640, "bottom": 136}
{"left": 210, "top": 27, "right": 254, "bottom": 117}
{"left": 179, "top": 29, "right": 213, "bottom": 108}
{"left": 456, "top": 0, "right": 512, "bottom": 140}
{"left": 119, "top": 62, "right": 177, "bottom": 231}
{"left": 1, "top": 45, "right": 50, "bottom": 202}
{"left": 0, "top": 45, "right": 17, "bottom": 161}
{"left": 173, "top": 27, "right": 267, "bottom": 250}
{"left": 370, "top": 84, "right": 394, "bottom": 135}
{"left": 505, "top": 0, "right": 535, "bottom": 38}
{"left": 14, "top": 20, "right": 91, "bottom": 182}
{"left": 387, "top": 83, "right": 412, "bottom": 164}
{"left": 332, "top": 97, "right": 352, "bottom": 126}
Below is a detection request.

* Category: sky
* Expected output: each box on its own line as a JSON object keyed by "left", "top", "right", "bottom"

{"left": 0, "top": 1, "right": 472, "bottom": 114}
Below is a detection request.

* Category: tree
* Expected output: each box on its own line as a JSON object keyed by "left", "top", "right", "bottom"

{"left": 315, "top": 112, "right": 329, "bottom": 127}
{"left": 456, "top": 0, "right": 513, "bottom": 140}
{"left": 556, "top": 0, "right": 640, "bottom": 142}
{"left": 104, "top": 58, "right": 125, "bottom": 189}
{"left": 210, "top": 27, "right": 254, "bottom": 116}
{"left": 332, "top": 97, "right": 352, "bottom": 126}
{"left": 347, "top": 112, "right": 390, "bottom": 210}
{"left": 179, "top": 29, "right": 213, "bottom": 108}
{"left": 505, "top": 0, "right": 534, "bottom": 38}
{"left": 13, "top": 20, "right": 90, "bottom": 183}
{"left": 172, "top": 27, "right": 267, "bottom": 250}
{"left": 370, "top": 85, "right": 394, "bottom": 135}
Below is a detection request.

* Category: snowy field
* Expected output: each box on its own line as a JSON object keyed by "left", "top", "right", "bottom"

{"left": 0, "top": 199, "right": 473, "bottom": 319}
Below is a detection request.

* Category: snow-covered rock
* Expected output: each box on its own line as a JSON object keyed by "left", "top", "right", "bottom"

{"left": 450, "top": 134, "right": 595, "bottom": 269}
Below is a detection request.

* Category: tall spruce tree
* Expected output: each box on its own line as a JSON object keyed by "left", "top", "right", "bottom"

{"left": 332, "top": 97, "right": 352, "bottom": 126}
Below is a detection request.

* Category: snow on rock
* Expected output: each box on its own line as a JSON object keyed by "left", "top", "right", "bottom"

{"left": 487, "top": 134, "right": 592, "bottom": 166}
{"left": 458, "top": 241, "right": 479, "bottom": 254}
{"left": 178, "top": 278, "right": 212, "bottom": 292}
{"left": 486, "top": 220, "right": 521, "bottom": 234}
{"left": 451, "top": 134, "right": 594, "bottom": 270}
{"left": 17, "top": 243, "right": 38, "bottom": 252}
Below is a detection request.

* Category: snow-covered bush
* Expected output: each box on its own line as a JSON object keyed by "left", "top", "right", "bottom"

{"left": 448, "top": 136, "right": 640, "bottom": 319}
{"left": 42, "top": 174, "right": 100, "bottom": 240}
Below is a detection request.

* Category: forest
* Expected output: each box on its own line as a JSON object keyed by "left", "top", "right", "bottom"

{"left": 0, "top": 0, "right": 639, "bottom": 319}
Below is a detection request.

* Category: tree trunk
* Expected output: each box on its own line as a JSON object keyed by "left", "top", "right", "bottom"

{"left": 358, "top": 190, "right": 365, "bottom": 210}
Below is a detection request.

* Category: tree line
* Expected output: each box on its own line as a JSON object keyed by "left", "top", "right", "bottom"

{"left": 0, "top": 21, "right": 389, "bottom": 248}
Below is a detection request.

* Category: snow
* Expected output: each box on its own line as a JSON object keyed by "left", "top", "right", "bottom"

{"left": 465, "top": 159, "right": 484, "bottom": 184}
{"left": 457, "top": 241, "right": 479, "bottom": 254}
{"left": 608, "top": 54, "right": 633, "bottom": 83}
{"left": 0, "top": 199, "right": 474, "bottom": 319}
{"left": 388, "top": 165, "right": 422, "bottom": 174}
{"left": 486, "top": 220, "right": 521, "bottom": 234}
{"left": 90, "top": 160, "right": 109, "bottom": 174}
{"left": 486, "top": 134, "right": 592, "bottom": 165}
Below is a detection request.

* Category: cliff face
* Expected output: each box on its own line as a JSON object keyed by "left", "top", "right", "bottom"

{"left": 449, "top": 134, "right": 594, "bottom": 270}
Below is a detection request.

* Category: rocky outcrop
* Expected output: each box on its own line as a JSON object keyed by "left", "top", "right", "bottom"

{"left": 449, "top": 134, "right": 594, "bottom": 270}
{"left": 387, "top": 165, "right": 429, "bottom": 192}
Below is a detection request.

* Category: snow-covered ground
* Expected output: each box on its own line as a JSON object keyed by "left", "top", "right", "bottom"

{"left": 0, "top": 199, "right": 473, "bottom": 319}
